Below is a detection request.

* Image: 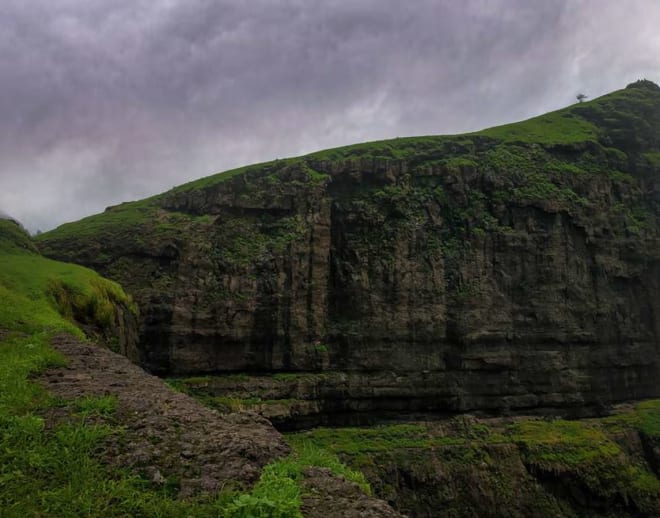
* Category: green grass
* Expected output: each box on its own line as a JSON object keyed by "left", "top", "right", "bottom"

{"left": 74, "top": 395, "right": 119, "bottom": 417}
{"left": 291, "top": 410, "right": 660, "bottom": 511}
{"left": 289, "top": 422, "right": 472, "bottom": 456}
{"left": 226, "top": 440, "right": 370, "bottom": 518}
{"left": 272, "top": 372, "right": 331, "bottom": 383}
{"left": 507, "top": 419, "right": 620, "bottom": 467}
{"left": 166, "top": 160, "right": 282, "bottom": 194}
{"left": 478, "top": 110, "right": 598, "bottom": 145}
{"left": 507, "top": 416, "right": 660, "bottom": 507}
{"left": 511, "top": 172, "right": 586, "bottom": 207}
{"left": 637, "top": 400, "right": 660, "bottom": 438}
{"left": 306, "top": 83, "right": 651, "bottom": 163}
{"left": 0, "top": 219, "right": 37, "bottom": 254}
{"left": 37, "top": 199, "right": 159, "bottom": 242}
{"left": 0, "top": 252, "right": 136, "bottom": 336}
{"left": 166, "top": 375, "right": 213, "bottom": 389}
{"left": 603, "top": 400, "right": 660, "bottom": 438}
{"left": 0, "top": 332, "right": 244, "bottom": 517}
{"left": 645, "top": 151, "right": 660, "bottom": 167}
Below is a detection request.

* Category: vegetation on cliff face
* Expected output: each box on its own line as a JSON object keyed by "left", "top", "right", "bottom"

{"left": 288, "top": 404, "right": 660, "bottom": 517}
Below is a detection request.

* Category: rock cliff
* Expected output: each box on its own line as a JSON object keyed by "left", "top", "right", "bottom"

{"left": 39, "top": 80, "right": 660, "bottom": 418}
{"left": 290, "top": 405, "right": 660, "bottom": 517}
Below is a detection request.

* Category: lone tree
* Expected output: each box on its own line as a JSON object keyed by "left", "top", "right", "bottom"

{"left": 576, "top": 93, "right": 588, "bottom": 103}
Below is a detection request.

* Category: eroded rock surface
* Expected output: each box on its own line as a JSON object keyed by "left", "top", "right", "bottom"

{"left": 291, "top": 410, "right": 660, "bottom": 517}
{"left": 301, "top": 467, "right": 403, "bottom": 518}
{"left": 40, "top": 334, "right": 290, "bottom": 496}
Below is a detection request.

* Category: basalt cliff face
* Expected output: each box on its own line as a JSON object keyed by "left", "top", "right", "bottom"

{"left": 39, "top": 81, "right": 660, "bottom": 420}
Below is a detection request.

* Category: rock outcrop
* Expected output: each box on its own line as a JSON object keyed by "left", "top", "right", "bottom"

{"left": 39, "top": 80, "right": 660, "bottom": 419}
{"left": 290, "top": 408, "right": 660, "bottom": 517}
{"left": 40, "top": 334, "right": 290, "bottom": 496}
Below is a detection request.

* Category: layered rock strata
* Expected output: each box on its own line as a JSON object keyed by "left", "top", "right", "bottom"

{"left": 39, "top": 81, "right": 660, "bottom": 418}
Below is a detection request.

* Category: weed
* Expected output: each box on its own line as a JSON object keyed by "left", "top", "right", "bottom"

{"left": 74, "top": 395, "right": 118, "bottom": 417}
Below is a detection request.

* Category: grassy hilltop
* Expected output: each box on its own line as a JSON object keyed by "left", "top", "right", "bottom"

{"left": 39, "top": 79, "right": 660, "bottom": 252}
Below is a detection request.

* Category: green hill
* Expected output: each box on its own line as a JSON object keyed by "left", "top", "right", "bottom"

{"left": 0, "top": 218, "right": 136, "bottom": 337}
{"left": 39, "top": 79, "right": 660, "bottom": 251}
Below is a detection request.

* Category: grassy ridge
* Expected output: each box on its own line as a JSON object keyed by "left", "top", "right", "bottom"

{"left": 0, "top": 219, "right": 37, "bottom": 253}
{"left": 0, "top": 221, "right": 219, "bottom": 516}
{"left": 37, "top": 80, "right": 660, "bottom": 252}
{"left": 0, "top": 219, "right": 137, "bottom": 337}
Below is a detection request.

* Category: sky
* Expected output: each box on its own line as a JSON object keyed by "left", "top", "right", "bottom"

{"left": 1, "top": 1, "right": 660, "bottom": 232}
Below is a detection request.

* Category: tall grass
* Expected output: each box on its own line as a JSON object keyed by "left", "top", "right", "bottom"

{"left": 0, "top": 251, "right": 136, "bottom": 336}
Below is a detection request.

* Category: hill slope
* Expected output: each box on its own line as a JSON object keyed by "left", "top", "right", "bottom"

{"left": 39, "top": 80, "right": 660, "bottom": 421}
{"left": 0, "top": 218, "right": 137, "bottom": 342}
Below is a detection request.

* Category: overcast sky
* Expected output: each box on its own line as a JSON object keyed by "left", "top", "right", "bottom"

{"left": 1, "top": 0, "right": 660, "bottom": 232}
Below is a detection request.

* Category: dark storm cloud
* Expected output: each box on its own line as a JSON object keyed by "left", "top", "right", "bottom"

{"left": 1, "top": 0, "right": 659, "bottom": 231}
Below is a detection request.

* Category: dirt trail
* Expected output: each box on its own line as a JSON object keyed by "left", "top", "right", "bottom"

{"left": 38, "top": 334, "right": 403, "bottom": 516}
{"left": 40, "top": 334, "right": 289, "bottom": 496}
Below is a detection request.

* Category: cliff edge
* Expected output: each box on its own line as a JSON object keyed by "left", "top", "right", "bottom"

{"left": 39, "top": 80, "right": 660, "bottom": 419}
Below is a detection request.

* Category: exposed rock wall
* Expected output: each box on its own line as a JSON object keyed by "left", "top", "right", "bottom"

{"left": 39, "top": 83, "right": 660, "bottom": 417}
{"left": 350, "top": 434, "right": 660, "bottom": 517}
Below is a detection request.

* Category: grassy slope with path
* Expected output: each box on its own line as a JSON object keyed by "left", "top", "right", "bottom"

{"left": 0, "top": 219, "right": 375, "bottom": 517}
